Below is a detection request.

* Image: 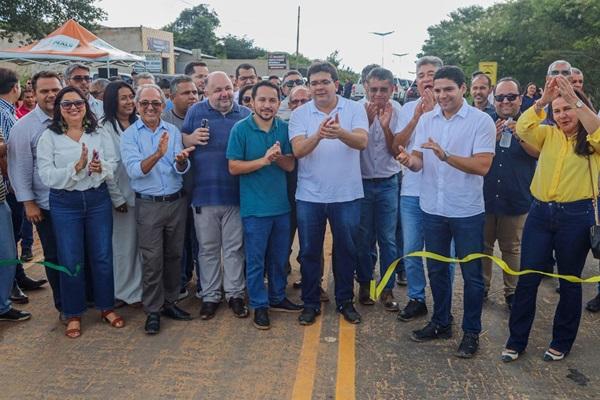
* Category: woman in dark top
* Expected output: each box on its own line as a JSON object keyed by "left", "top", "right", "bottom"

{"left": 520, "top": 82, "right": 540, "bottom": 112}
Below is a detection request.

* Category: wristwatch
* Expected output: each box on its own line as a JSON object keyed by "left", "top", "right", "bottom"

{"left": 574, "top": 99, "right": 584, "bottom": 109}
{"left": 441, "top": 150, "right": 451, "bottom": 162}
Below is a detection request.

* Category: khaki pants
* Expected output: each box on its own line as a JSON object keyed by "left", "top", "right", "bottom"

{"left": 482, "top": 213, "right": 527, "bottom": 297}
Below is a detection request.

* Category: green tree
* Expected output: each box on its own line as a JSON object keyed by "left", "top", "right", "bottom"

{"left": 163, "top": 5, "right": 220, "bottom": 56}
{"left": 0, "top": 0, "right": 106, "bottom": 42}
{"left": 217, "top": 35, "right": 266, "bottom": 59}
{"left": 326, "top": 50, "right": 359, "bottom": 83}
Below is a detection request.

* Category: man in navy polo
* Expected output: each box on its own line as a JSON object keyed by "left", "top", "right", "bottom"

{"left": 482, "top": 77, "right": 538, "bottom": 309}
{"left": 227, "top": 81, "right": 302, "bottom": 330}
{"left": 182, "top": 72, "right": 251, "bottom": 320}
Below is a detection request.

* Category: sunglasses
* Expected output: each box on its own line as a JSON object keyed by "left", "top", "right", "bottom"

{"left": 550, "top": 70, "right": 571, "bottom": 76}
{"left": 60, "top": 100, "right": 86, "bottom": 110}
{"left": 494, "top": 94, "right": 519, "bottom": 102}
{"left": 284, "top": 79, "right": 304, "bottom": 88}
{"left": 289, "top": 98, "right": 310, "bottom": 106}
{"left": 70, "top": 75, "right": 92, "bottom": 83}
{"left": 138, "top": 100, "right": 163, "bottom": 108}
{"left": 242, "top": 96, "right": 252, "bottom": 103}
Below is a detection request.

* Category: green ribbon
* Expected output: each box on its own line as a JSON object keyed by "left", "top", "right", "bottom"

{"left": 0, "top": 259, "right": 80, "bottom": 277}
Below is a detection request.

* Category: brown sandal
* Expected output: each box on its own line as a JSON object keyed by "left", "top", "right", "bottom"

{"left": 101, "top": 310, "right": 125, "bottom": 328}
{"left": 65, "top": 317, "right": 82, "bottom": 339}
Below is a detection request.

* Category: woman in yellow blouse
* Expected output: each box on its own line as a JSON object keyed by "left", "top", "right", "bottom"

{"left": 502, "top": 75, "right": 600, "bottom": 362}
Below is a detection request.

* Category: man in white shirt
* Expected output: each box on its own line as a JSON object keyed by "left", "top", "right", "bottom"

{"left": 63, "top": 64, "right": 103, "bottom": 119}
{"left": 289, "top": 61, "right": 368, "bottom": 325}
{"left": 397, "top": 66, "right": 495, "bottom": 358}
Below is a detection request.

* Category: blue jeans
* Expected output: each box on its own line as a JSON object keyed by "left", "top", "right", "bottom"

{"left": 401, "top": 196, "right": 426, "bottom": 301}
{"left": 243, "top": 213, "right": 290, "bottom": 309}
{"left": 0, "top": 201, "right": 17, "bottom": 314}
{"left": 297, "top": 200, "right": 360, "bottom": 309}
{"left": 356, "top": 176, "right": 398, "bottom": 289}
{"left": 50, "top": 184, "right": 114, "bottom": 318}
{"left": 395, "top": 173, "right": 404, "bottom": 271}
{"left": 423, "top": 212, "right": 485, "bottom": 334}
{"left": 507, "top": 199, "right": 594, "bottom": 354}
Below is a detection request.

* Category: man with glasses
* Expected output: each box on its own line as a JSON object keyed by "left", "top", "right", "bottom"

{"left": 121, "top": 84, "right": 195, "bottom": 334}
{"left": 64, "top": 64, "right": 103, "bottom": 118}
{"left": 355, "top": 67, "right": 402, "bottom": 312}
{"left": 482, "top": 77, "right": 538, "bottom": 310}
{"left": 234, "top": 63, "right": 258, "bottom": 103}
{"left": 277, "top": 70, "right": 304, "bottom": 122}
{"left": 182, "top": 72, "right": 251, "bottom": 321}
{"left": 289, "top": 61, "right": 368, "bottom": 325}
{"left": 547, "top": 60, "right": 572, "bottom": 81}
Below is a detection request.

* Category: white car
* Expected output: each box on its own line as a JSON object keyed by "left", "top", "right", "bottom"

{"left": 351, "top": 76, "right": 410, "bottom": 103}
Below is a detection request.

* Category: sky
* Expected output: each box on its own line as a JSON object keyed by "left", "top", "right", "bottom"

{"left": 98, "top": 0, "right": 499, "bottom": 77}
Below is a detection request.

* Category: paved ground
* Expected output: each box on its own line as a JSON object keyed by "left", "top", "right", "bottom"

{"left": 1, "top": 231, "right": 600, "bottom": 399}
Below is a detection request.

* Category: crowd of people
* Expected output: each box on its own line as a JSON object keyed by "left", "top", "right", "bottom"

{"left": 0, "top": 55, "right": 599, "bottom": 362}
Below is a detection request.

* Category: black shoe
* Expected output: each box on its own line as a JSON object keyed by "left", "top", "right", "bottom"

{"left": 358, "top": 282, "right": 374, "bottom": 305}
{"left": 199, "top": 301, "right": 220, "bottom": 320}
{"left": 396, "top": 268, "right": 407, "bottom": 286}
{"left": 338, "top": 302, "right": 362, "bottom": 324}
{"left": 144, "top": 313, "right": 160, "bottom": 334}
{"left": 505, "top": 294, "right": 515, "bottom": 311}
{"left": 298, "top": 307, "right": 321, "bottom": 326}
{"left": 398, "top": 299, "right": 428, "bottom": 322}
{"left": 0, "top": 308, "right": 31, "bottom": 321}
{"left": 10, "top": 282, "right": 28, "bottom": 304}
{"left": 292, "top": 279, "right": 302, "bottom": 289}
{"left": 456, "top": 332, "right": 479, "bottom": 358}
{"left": 20, "top": 248, "right": 33, "bottom": 262}
{"left": 253, "top": 308, "right": 271, "bottom": 330}
{"left": 381, "top": 289, "right": 399, "bottom": 312}
{"left": 17, "top": 276, "right": 48, "bottom": 291}
{"left": 586, "top": 293, "right": 600, "bottom": 312}
{"left": 271, "top": 298, "right": 302, "bottom": 312}
{"left": 411, "top": 321, "right": 452, "bottom": 342}
{"left": 162, "top": 305, "right": 192, "bottom": 320}
{"left": 228, "top": 297, "right": 249, "bottom": 318}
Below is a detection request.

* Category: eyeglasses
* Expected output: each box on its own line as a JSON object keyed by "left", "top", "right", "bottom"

{"left": 70, "top": 75, "right": 92, "bottom": 83}
{"left": 60, "top": 100, "right": 86, "bottom": 110}
{"left": 550, "top": 70, "right": 571, "bottom": 76}
{"left": 138, "top": 100, "right": 163, "bottom": 108}
{"left": 242, "top": 96, "right": 252, "bottom": 103}
{"left": 309, "top": 79, "right": 333, "bottom": 87}
{"left": 289, "top": 98, "right": 310, "bottom": 106}
{"left": 494, "top": 94, "right": 520, "bottom": 102}
{"left": 284, "top": 79, "right": 304, "bottom": 88}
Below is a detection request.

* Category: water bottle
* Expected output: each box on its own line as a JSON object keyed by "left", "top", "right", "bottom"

{"left": 499, "top": 117, "right": 513, "bottom": 148}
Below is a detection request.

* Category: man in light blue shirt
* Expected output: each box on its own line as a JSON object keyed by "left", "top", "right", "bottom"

{"left": 289, "top": 61, "right": 368, "bottom": 326}
{"left": 397, "top": 66, "right": 495, "bottom": 358}
{"left": 8, "top": 71, "right": 64, "bottom": 312}
{"left": 121, "top": 84, "right": 194, "bottom": 335}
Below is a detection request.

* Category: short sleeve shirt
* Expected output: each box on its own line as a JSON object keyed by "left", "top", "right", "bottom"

{"left": 288, "top": 96, "right": 368, "bottom": 203}
{"left": 226, "top": 115, "right": 292, "bottom": 218}
{"left": 414, "top": 99, "right": 496, "bottom": 217}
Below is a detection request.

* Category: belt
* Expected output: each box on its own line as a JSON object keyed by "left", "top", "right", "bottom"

{"left": 135, "top": 190, "right": 185, "bottom": 202}
{"left": 362, "top": 175, "right": 396, "bottom": 183}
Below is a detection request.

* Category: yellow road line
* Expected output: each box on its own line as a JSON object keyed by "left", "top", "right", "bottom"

{"left": 291, "top": 316, "right": 323, "bottom": 400}
{"left": 335, "top": 317, "right": 356, "bottom": 400}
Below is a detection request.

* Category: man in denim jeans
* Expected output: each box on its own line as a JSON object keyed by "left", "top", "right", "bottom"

{"left": 393, "top": 56, "right": 443, "bottom": 322}
{"left": 289, "top": 61, "right": 368, "bottom": 325}
{"left": 397, "top": 66, "right": 495, "bottom": 358}
{"left": 227, "top": 81, "right": 302, "bottom": 330}
{"left": 355, "top": 67, "right": 402, "bottom": 311}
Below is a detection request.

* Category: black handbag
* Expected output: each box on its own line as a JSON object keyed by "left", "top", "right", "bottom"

{"left": 588, "top": 157, "right": 600, "bottom": 259}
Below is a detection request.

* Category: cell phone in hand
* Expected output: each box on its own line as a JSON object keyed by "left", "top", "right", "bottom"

{"left": 89, "top": 149, "right": 99, "bottom": 176}
{"left": 201, "top": 119, "right": 209, "bottom": 129}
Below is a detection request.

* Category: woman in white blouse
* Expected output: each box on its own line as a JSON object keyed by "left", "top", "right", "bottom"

{"left": 37, "top": 86, "right": 124, "bottom": 338}
{"left": 98, "top": 81, "right": 143, "bottom": 307}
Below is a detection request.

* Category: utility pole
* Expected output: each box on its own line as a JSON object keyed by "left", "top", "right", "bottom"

{"left": 370, "top": 31, "right": 394, "bottom": 67}
{"left": 295, "top": 5, "right": 300, "bottom": 70}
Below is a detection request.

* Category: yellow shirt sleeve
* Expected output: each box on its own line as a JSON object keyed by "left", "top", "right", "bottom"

{"left": 516, "top": 106, "right": 552, "bottom": 151}
{"left": 586, "top": 126, "right": 600, "bottom": 153}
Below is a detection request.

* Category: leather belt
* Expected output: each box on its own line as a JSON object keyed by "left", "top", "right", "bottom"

{"left": 135, "top": 190, "right": 185, "bottom": 202}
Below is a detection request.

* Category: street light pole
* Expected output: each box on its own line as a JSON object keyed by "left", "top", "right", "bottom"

{"left": 370, "top": 31, "right": 394, "bottom": 67}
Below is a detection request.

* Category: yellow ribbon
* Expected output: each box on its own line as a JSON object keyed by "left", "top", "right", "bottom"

{"left": 370, "top": 251, "right": 600, "bottom": 301}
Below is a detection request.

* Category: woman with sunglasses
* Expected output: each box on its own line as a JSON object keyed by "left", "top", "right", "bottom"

{"left": 502, "top": 75, "right": 600, "bottom": 362}
{"left": 98, "top": 81, "right": 143, "bottom": 308}
{"left": 37, "top": 87, "right": 123, "bottom": 338}
{"left": 238, "top": 85, "right": 254, "bottom": 111}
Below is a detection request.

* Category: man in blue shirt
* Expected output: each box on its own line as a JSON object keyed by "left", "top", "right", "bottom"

{"left": 482, "top": 77, "right": 538, "bottom": 309}
{"left": 121, "top": 84, "right": 195, "bottom": 334}
{"left": 182, "top": 72, "right": 251, "bottom": 320}
{"left": 227, "top": 81, "right": 302, "bottom": 329}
